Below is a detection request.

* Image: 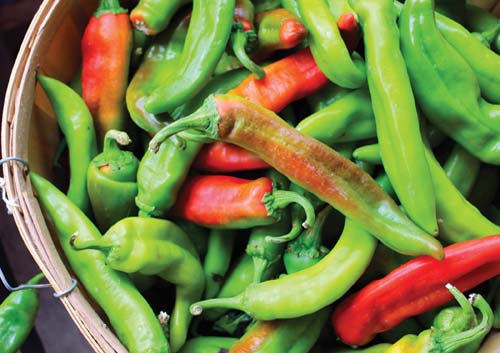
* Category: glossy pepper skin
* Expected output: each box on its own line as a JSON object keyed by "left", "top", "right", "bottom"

{"left": 169, "top": 175, "right": 315, "bottom": 230}
{"left": 350, "top": 0, "right": 437, "bottom": 236}
{"left": 399, "top": 0, "right": 500, "bottom": 165}
{"left": 145, "top": 0, "right": 236, "bottom": 114}
{"left": 228, "top": 48, "right": 329, "bottom": 113}
{"left": 87, "top": 130, "right": 139, "bottom": 232}
{"left": 384, "top": 285, "right": 493, "bottom": 353}
{"left": 332, "top": 233, "right": 500, "bottom": 346}
{"left": 126, "top": 11, "right": 189, "bottom": 134}
{"left": 37, "top": 74, "right": 98, "bottom": 216}
{"left": 442, "top": 144, "right": 480, "bottom": 197}
{"left": 296, "top": 0, "right": 365, "bottom": 89}
{"left": 149, "top": 94, "right": 443, "bottom": 259}
{"left": 130, "top": 0, "right": 190, "bottom": 35}
{"left": 190, "top": 217, "right": 376, "bottom": 321}
{"left": 30, "top": 172, "right": 170, "bottom": 353}
{"left": 229, "top": 307, "right": 329, "bottom": 353}
{"left": 0, "top": 273, "right": 43, "bottom": 353}
{"left": 72, "top": 217, "right": 204, "bottom": 353}
{"left": 81, "top": 0, "right": 132, "bottom": 144}
{"left": 295, "top": 87, "right": 376, "bottom": 145}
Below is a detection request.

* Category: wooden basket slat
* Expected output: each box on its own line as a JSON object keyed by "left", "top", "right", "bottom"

{"left": 2, "top": 0, "right": 500, "bottom": 352}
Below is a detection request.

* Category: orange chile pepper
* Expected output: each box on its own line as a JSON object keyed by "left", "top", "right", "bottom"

{"left": 332, "top": 233, "right": 500, "bottom": 346}
{"left": 81, "top": 0, "right": 132, "bottom": 144}
{"left": 169, "top": 175, "right": 315, "bottom": 230}
{"left": 337, "top": 12, "right": 360, "bottom": 52}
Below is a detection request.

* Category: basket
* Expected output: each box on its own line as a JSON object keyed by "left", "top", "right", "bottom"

{"left": 1, "top": 1, "right": 500, "bottom": 352}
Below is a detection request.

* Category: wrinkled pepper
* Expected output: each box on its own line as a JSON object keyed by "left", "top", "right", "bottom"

{"left": 37, "top": 74, "right": 98, "bottom": 216}
{"left": 81, "top": 0, "right": 132, "bottom": 143}
{"left": 169, "top": 175, "right": 315, "bottom": 230}
{"left": 30, "top": 172, "right": 170, "bottom": 353}
{"left": 332, "top": 233, "right": 500, "bottom": 346}
{"left": 149, "top": 94, "right": 443, "bottom": 259}
{"left": 87, "top": 130, "right": 139, "bottom": 232}
{"left": 0, "top": 273, "right": 43, "bottom": 353}
{"left": 71, "top": 217, "right": 204, "bottom": 353}
{"left": 350, "top": 0, "right": 437, "bottom": 236}
{"left": 144, "top": 0, "right": 236, "bottom": 114}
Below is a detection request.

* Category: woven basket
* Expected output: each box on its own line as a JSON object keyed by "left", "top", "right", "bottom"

{"left": 2, "top": 1, "right": 500, "bottom": 352}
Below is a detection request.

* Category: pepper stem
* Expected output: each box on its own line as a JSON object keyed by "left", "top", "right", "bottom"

{"left": 102, "top": 129, "right": 131, "bottom": 159}
{"left": 190, "top": 294, "right": 244, "bottom": 316}
{"left": 149, "top": 96, "right": 220, "bottom": 153}
{"left": 232, "top": 24, "right": 265, "bottom": 79}
{"left": 298, "top": 205, "right": 330, "bottom": 249}
{"left": 70, "top": 234, "right": 114, "bottom": 254}
{"left": 262, "top": 190, "right": 316, "bottom": 232}
{"left": 252, "top": 257, "right": 269, "bottom": 284}
{"left": 439, "top": 285, "right": 494, "bottom": 352}
{"left": 95, "top": 0, "right": 127, "bottom": 18}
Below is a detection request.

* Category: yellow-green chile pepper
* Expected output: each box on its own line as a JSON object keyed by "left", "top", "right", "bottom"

{"left": 71, "top": 217, "right": 204, "bottom": 353}
{"left": 30, "top": 172, "right": 170, "bottom": 353}
{"left": 178, "top": 336, "right": 238, "bottom": 353}
{"left": 350, "top": 0, "right": 437, "bottom": 236}
{"left": 87, "top": 130, "right": 139, "bottom": 232}
{"left": 0, "top": 273, "right": 43, "bottom": 353}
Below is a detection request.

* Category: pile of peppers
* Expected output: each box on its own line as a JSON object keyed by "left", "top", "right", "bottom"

{"left": 27, "top": 0, "right": 500, "bottom": 352}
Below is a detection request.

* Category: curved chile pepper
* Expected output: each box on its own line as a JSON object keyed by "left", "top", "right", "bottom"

{"left": 399, "top": 0, "right": 500, "bottom": 165}
{"left": 169, "top": 175, "right": 315, "bottom": 230}
{"left": 81, "top": 0, "right": 132, "bottom": 144}
{"left": 189, "top": 217, "right": 376, "bottom": 321}
{"left": 130, "top": 0, "right": 190, "bottom": 35}
{"left": 37, "top": 74, "right": 98, "bottom": 216}
{"left": 0, "top": 274, "right": 43, "bottom": 353}
{"left": 126, "top": 11, "right": 190, "bottom": 134}
{"left": 297, "top": 0, "right": 366, "bottom": 89}
{"left": 332, "top": 234, "right": 500, "bottom": 346}
{"left": 149, "top": 94, "right": 444, "bottom": 259}
{"left": 30, "top": 172, "right": 170, "bottom": 353}
{"left": 71, "top": 217, "right": 203, "bottom": 353}
{"left": 144, "top": 0, "right": 236, "bottom": 114}
{"left": 442, "top": 144, "right": 480, "bottom": 197}
{"left": 350, "top": 0, "right": 437, "bottom": 236}
{"left": 465, "top": 4, "right": 500, "bottom": 45}
{"left": 87, "top": 130, "right": 139, "bottom": 232}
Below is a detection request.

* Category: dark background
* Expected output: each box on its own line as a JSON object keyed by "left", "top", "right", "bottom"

{"left": 1, "top": 0, "right": 92, "bottom": 352}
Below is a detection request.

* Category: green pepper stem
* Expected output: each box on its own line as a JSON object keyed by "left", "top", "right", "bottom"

{"left": 262, "top": 190, "right": 316, "bottom": 230}
{"left": 190, "top": 293, "right": 244, "bottom": 316}
{"left": 102, "top": 129, "right": 131, "bottom": 159}
{"left": 232, "top": 25, "right": 265, "bottom": 79}
{"left": 439, "top": 285, "right": 494, "bottom": 352}
{"left": 95, "top": 0, "right": 127, "bottom": 18}
{"left": 299, "top": 205, "right": 330, "bottom": 249}
{"left": 149, "top": 96, "right": 220, "bottom": 153}
{"left": 252, "top": 257, "right": 269, "bottom": 284}
{"left": 70, "top": 234, "right": 114, "bottom": 254}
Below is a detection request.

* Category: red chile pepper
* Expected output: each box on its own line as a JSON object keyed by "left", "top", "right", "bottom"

{"left": 149, "top": 94, "right": 444, "bottom": 260}
{"left": 169, "top": 175, "right": 315, "bottom": 231}
{"left": 332, "top": 233, "right": 500, "bottom": 346}
{"left": 337, "top": 12, "right": 360, "bottom": 52}
{"left": 81, "top": 0, "right": 132, "bottom": 144}
{"left": 192, "top": 142, "right": 269, "bottom": 172}
{"left": 228, "top": 48, "right": 329, "bottom": 112}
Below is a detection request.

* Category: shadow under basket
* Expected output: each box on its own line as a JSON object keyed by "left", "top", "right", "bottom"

{"left": 2, "top": 0, "right": 500, "bottom": 352}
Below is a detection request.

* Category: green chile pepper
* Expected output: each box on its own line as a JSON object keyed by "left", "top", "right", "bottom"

{"left": 30, "top": 172, "right": 170, "bottom": 353}
{"left": 465, "top": 4, "right": 500, "bottom": 46}
{"left": 305, "top": 83, "right": 351, "bottom": 113}
{"left": 126, "top": 12, "right": 189, "bottom": 134}
{"left": 190, "top": 218, "right": 376, "bottom": 321}
{"left": 327, "top": 344, "right": 392, "bottom": 353}
{"left": 87, "top": 130, "right": 139, "bottom": 232}
{"left": 350, "top": 0, "right": 437, "bottom": 236}
{"left": 0, "top": 273, "right": 43, "bottom": 353}
{"left": 176, "top": 220, "right": 210, "bottom": 260}
{"left": 204, "top": 229, "right": 236, "bottom": 299}
{"left": 72, "top": 217, "right": 204, "bottom": 353}
{"left": 145, "top": 0, "right": 236, "bottom": 114}
{"left": 37, "top": 74, "right": 98, "bottom": 216}
{"left": 130, "top": 0, "right": 191, "bottom": 35}
{"left": 399, "top": 0, "right": 500, "bottom": 165}
{"left": 296, "top": 0, "right": 366, "bottom": 89}
{"left": 178, "top": 336, "right": 238, "bottom": 353}
{"left": 296, "top": 87, "right": 376, "bottom": 145}
{"left": 468, "top": 164, "right": 500, "bottom": 214}
{"left": 442, "top": 144, "right": 480, "bottom": 197}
